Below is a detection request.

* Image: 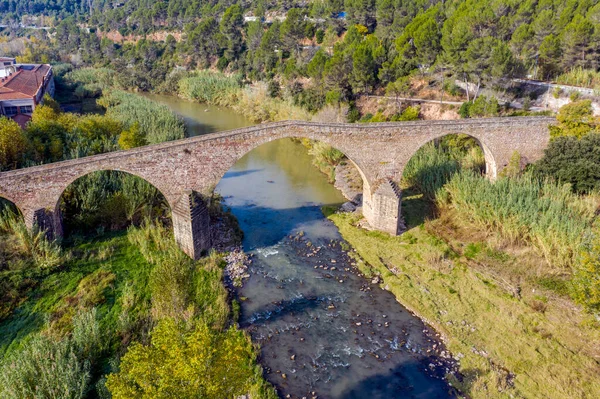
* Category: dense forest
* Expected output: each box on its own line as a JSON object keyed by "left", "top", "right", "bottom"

{"left": 5, "top": 0, "right": 600, "bottom": 109}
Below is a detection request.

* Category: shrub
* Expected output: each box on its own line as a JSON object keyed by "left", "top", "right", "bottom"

{"left": 549, "top": 100, "right": 599, "bottom": 139}
{"left": 0, "top": 308, "right": 102, "bottom": 399}
{"left": 397, "top": 105, "right": 420, "bottom": 121}
{"left": 469, "top": 95, "right": 499, "bottom": 117}
{"left": 106, "top": 319, "right": 263, "bottom": 399}
{"left": 535, "top": 132, "right": 600, "bottom": 193}
{"left": 571, "top": 228, "right": 600, "bottom": 312}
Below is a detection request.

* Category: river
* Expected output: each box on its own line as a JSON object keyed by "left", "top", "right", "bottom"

{"left": 146, "top": 94, "right": 457, "bottom": 399}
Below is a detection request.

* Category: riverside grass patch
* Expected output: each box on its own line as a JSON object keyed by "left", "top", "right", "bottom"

{"left": 0, "top": 222, "right": 277, "bottom": 399}
{"left": 328, "top": 211, "right": 600, "bottom": 399}
{"left": 439, "top": 171, "right": 598, "bottom": 271}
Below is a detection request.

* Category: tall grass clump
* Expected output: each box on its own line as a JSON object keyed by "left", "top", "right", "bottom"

{"left": 555, "top": 67, "right": 600, "bottom": 89}
{"left": 0, "top": 308, "right": 102, "bottom": 399}
{"left": 302, "top": 139, "right": 346, "bottom": 182}
{"left": 178, "top": 71, "right": 242, "bottom": 105}
{"left": 233, "top": 82, "right": 311, "bottom": 122}
{"left": 61, "top": 171, "right": 169, "bottom": 236}
{"left": 64, "top": 67, "right": 118, "bottom": 94}
{"left": 402, "top": 143, "right": 463, "bottom": 200}
{"left": 440, "top": 171, "right": 596, "bottom": 269}
{"left": 0, "top": 208, "right": 64, "bottom": 269}
{"left": 98, "top": 90, "right": 186, "bottom": 143}
{"left": 128, "top": 221, "right": 229, "bottom": 328}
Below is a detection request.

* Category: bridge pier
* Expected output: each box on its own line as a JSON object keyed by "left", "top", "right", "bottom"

{"left": 24, "top": 207, "right": 63, "bottom": 240}
{"left": 172, "top": 191, "right": 211, "bottom": 260}
{"left": 362, "top": 180, "right": 405, "bottom": 235}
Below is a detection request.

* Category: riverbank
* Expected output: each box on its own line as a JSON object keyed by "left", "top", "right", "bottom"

{"left": 326, "top": 206, "right": 600, "bottom": 398}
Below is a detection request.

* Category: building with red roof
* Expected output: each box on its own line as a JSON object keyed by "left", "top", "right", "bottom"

{"left": 0, "top": 58, "right": 55, "bottom": 128}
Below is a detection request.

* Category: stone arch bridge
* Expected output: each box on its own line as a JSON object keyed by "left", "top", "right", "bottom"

{"left": 0, "top": 117, "right": 553, "bottom": 259}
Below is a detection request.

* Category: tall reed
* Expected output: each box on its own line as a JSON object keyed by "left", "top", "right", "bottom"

{"left": 555, "top": 67, "right": 600, "bottom": 89}
{"left": 99, "top": 90, "right": 186, "bottom": 143}
{"left": 440, "top": 171, "right": 596, "bottom": 270}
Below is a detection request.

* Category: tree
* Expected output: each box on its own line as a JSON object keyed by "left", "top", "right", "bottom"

{"left": 386, "top": 76, "right": 411, "bottom": 108}
{"left": 106, "top": 320, "right": 257, "bottom": 399}
{"left": 535, "top": 132, "right": 600, "bottom": 194}
{"left": 219, "top": 4, "right": 244, "bottom": 61}
{"left": 118, "top": 123, "right": 147, "bottom": 150}
{"left": 307, "top": 49, "right": 329, "bottom": 81}
{"left": 0, "top": 117, "right": 27, "bottom": 170}
{"left": 561, "top": 15, "right": 595, "bottom": 69}
{"left": 550, "top": 100, "right": 599, "bottom": 139}
{"left": 280, "top": 8, "right": 306, "bottom": 54}
{"left": 351, "top": 43, "right": 376, "bottom": 93}
{"left": 395, "top": 7, "right": 442, "bottom": 68}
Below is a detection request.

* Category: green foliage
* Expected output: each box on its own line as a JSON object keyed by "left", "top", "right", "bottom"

{"left": 459, "top": 96, "right": 499, "bottom": 118}
{"left": 396, "top": 105, "right": 420, "bottom": 121}
{"left": 106, "top": 319, "right": 263, "bottom": 399}
{"left": 440, "top": 171, "right": 596, "bottom": 270}
{"left": 0, "top": 117, "right": 26, "bottom": 171}
{"left": 0, "top": 308, "right": 102, "bottom": 399}
{"left": 549, "top": 100, "right": 599, "bottom": 139}
{"left": 499, "top": 151, "right": 522, "bottom": 178}
{"left": 535, "top": 132, "right": 600, "bottom": 194}
{"left": 99, "top": 90, "right": 186, "bottom": 144}
{"left": 178, "top": 71, "right": 242, "bottom": 105}
{"left": 118, "top": 122, "right": 147, "bottom": 150}
{"left": 61, "top": 171, "right": 168, "bottom": 235}
{"left": 402, "top": 143, "right": 461, "bottom": 201}
{"left": 556, "top": 67, "right": 600, "bottom": 89}
{"left": 572, "top": 228, "right": 600, "bottom": 312}
{"left": 0, "top": 207, "right": 64, "bottom": 270}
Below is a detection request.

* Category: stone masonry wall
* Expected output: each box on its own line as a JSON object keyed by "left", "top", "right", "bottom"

{"left": 0, "top": 117, "right": 554, "bottom": 244}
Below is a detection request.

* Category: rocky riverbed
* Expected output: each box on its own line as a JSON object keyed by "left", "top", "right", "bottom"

{"left": 236, "top": 231, "right": 459, "bottom": 399}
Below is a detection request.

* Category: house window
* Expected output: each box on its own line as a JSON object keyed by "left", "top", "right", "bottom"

{"left": 20, "top": 105, "right": 33, "bottom": 114}
{"left": 3, "top": 106, "right": 17, "bottom": 116}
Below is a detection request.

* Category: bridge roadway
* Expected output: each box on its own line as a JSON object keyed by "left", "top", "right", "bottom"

{"left": 0, "top": 117, "right": 554, "bottom": 259}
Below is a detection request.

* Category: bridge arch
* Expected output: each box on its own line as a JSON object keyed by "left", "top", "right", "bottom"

{"left": 396, "top": 131, "right": 498, "bottom": 182}
{"left": 42, "top": 169, "right": 174, "bottom": 240}
{"left": 212, "top": 135, "right": 373, "bottom": 198}
{"left": 0, "top": 193, "right": 24, "bottom": 218}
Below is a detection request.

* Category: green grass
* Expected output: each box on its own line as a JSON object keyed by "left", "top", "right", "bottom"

{"left": 328, "top": 211, "right": 600, "bottom": 399}
{"left": 0, "top": 232, "right": 153, "bottom": 356}
{"left": 99, "top": 89, "right": 186, "bottom": 143}
{"left": 441, "top": 171, "right": 596, "bottom": 270}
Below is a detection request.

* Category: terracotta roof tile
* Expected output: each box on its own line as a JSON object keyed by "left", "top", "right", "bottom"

{"left": 0, "top": 64, "right": 51, "bottom": 100}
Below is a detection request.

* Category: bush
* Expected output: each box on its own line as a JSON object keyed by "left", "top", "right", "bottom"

{"left": 535, "top": 132, "right": 600, "bottom": 194}
{"left": 0, "top": 309, "right": 102, "bottom": 399}
{"left": 549, "top": 100, "right": 599, "bottom": 139}
{"left": 106, "top": 319, "right": 266, "bottom": 399}
{"left": 571, "top": 228, "right": 600, "bottom": 312}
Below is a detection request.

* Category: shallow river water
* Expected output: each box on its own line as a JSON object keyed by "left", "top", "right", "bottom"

{"left": 148, "top": 95, "right": 457, "bottom": 398}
